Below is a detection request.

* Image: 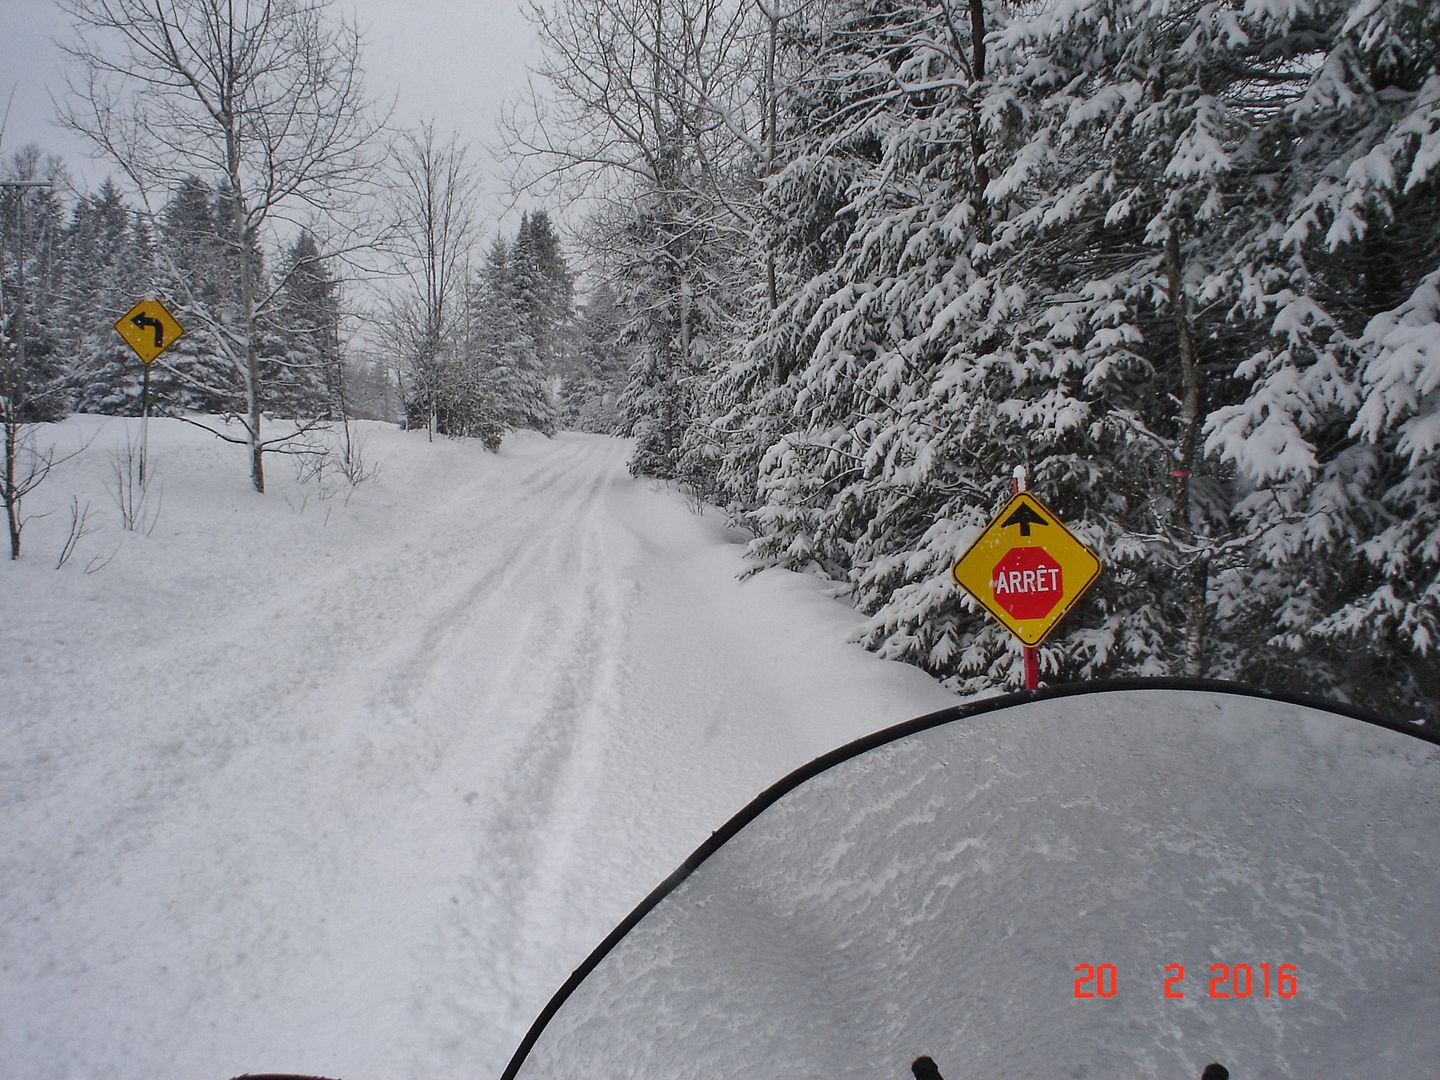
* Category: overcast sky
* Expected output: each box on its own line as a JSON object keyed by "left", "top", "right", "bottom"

{"left": 0, "top": 0, "right": 547, "bottom": 234}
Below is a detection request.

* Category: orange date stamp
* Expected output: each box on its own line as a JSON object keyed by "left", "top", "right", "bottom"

{"left": 1073, "top": 963, "right": 1299, "bottom": 1000}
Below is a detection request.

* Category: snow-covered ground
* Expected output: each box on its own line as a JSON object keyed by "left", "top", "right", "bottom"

{"left": 0, "top": 416, "right": 958, "bottom": 1079}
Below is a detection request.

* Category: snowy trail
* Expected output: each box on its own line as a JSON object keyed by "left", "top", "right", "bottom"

{"left": 2, "top": 420, "right": 958, "bottom": 1079}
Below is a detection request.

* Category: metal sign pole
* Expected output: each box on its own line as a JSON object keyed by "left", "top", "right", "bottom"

{"left": 114, "top": 297, "right": 184, "bottom": 487}
{"left": 1013, "top": 465, "right": 1040, "bottom": 691}
{"left": 140, "top": 360, "right": 151, "bottom": 487}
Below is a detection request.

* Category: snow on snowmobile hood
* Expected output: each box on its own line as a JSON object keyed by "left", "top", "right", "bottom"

{"left": 503, "top": 681, "right": 1440, "bottom": 1080}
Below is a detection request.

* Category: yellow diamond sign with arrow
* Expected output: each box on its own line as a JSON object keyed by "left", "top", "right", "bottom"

{"left": 952, "top": 491, "right": 1102, "bottom": 646}
{"left": 114, "top": 297, "right": 185, "bottom": 364}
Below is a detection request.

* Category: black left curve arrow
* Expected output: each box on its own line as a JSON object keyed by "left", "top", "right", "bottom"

{"left": 1001, "top": 503, "right": 1048, "bottom": 538}
{"left": 131, "top": 313, "right": 165, "bottom": 349}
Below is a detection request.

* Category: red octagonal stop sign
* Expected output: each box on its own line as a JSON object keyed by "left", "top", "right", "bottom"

{"left": 991, "top": 547, "right": 1063, "bottom": 621}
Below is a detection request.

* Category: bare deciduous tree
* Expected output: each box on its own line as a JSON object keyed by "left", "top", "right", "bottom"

{"left": 507, "top": 0, "right": 769, "bottom": 235}
{"left": 507, "top": 0, "right": 779, "bottom": 479}
{"left": 384, "top": 122, "right": 479, "bottom": 440}
{"left": 59, "top": 0, "right": 385, "bottom": 492}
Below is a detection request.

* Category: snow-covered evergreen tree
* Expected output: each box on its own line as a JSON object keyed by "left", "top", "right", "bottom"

{"left": 461, "top": 232, "right": 551, "bottom": 440}
{"left": 514, "top": 0, "right": 766, "bottom": 483}
{"left": 68, "top": 179, "right": 155, "bottom": 415}
{"left": 717, "top": 0, "right": 1439, "bottom": 712}
{"left": 265, "top": 230, "right": 342, "bottom": 420}
{"left": 1, "top": 147, "right": 71, "bottom": 423}
{"left": 614, "top": 191, "right": 705, "bottom": 480}
{"left": 561, "top": 281, "right": 629, "bottom": 433}
{"left": 723, "top": 0, "right": 1025, "bottom": 681}
{"left": 609, "top": 156, "right": 755, "bottom": 490}
{"left": 506, "top": 211, "right": 567, "bottom": 435}
{"left": 1198, "top": 0, "right": 1440, "bottom": 713}
{"left": 149, "top": 175, "right": 248, "bottom": 414}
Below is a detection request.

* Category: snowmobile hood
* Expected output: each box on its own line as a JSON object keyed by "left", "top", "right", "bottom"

{"left": 503, "top": 680, "right": 1440, "bottom": 1080}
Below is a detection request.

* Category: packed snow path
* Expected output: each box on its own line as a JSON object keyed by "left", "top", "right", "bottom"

{"left": 2, "top": 420, "right": 957, "bottom": 1079}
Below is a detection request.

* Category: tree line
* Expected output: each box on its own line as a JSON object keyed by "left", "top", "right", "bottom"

{"left": 513, "top": 0, "right": 1440, "bottom": 717}
{"left": 2, "top": 0, "right": 627, "bottom": 513}
{"left": 1, "top": 157, "right": 347, "bottom": 421}
{"left": 0, "top": 147, "right": 625, "bottom": 441}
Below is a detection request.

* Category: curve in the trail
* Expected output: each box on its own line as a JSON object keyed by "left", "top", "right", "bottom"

{"left": 504, "top": 682, "right": 1440, "bottom": 1080}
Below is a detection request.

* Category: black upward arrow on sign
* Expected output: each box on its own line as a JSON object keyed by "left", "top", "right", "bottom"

{"left": 131, "top": 313, "right": 165, "bottom": 349}
{"left": 1001, "top": 503, "right": 1048, "bottom": 537}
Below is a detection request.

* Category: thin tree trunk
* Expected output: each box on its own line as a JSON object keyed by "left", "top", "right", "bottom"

{"left": 1167, "top": 223, "right": 1206, "bottom": 676}
{"left": 4, "top": 194, "right": 30, "bottom": 557}
{"left": 763, "top": 3, "right": 783, "bottom": 383}
{"left": 680, "top": 275, "right": 691, "bottom": 369}
{"left": 1185, "top": 556, "right": 1211, "bottom": 677}
{"left": 241, "top": 234, "right": 264, "bottom": 493}
{"left": 227, "top": 120, "right": 266, "bottom": 493}
{"left": 244, "top": 334, "right": 264, "bottom": 492}
{"left": 968, "top": 0, "right": 992, "bottom": 248}
{"left": 4, "top": 412, "right": 19, "bottom": 560}
{"left": 764, "top": 3, "right": 779, "bottom": 315}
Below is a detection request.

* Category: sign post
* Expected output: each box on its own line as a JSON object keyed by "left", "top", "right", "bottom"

{"left": 114, "top": 298, "right": 184, "bottom": 485}
{"left": 951, "top": 469, "right": 1102, "bottom": 690}
{"left": 1013, "top": 467, "right": 1041, "bottom": 689}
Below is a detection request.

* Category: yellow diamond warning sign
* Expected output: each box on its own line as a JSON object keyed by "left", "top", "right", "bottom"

{"left": 952, "top": 491, "right": 1102, "bottom": 646}
{"left": 114, "top": 297, "right": 184, "bottom": 364}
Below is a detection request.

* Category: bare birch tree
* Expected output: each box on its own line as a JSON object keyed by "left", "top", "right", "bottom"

{"left": 58, "top": 0, "right": 385, "bottom": 492}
